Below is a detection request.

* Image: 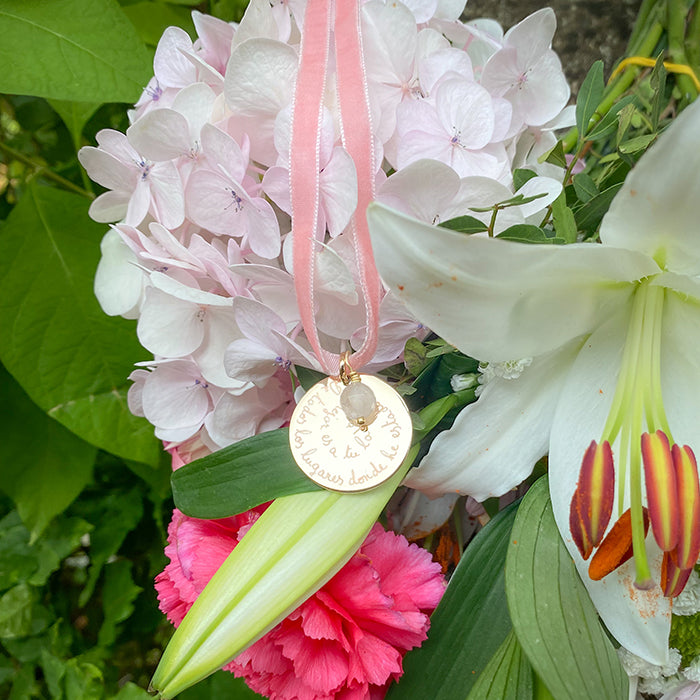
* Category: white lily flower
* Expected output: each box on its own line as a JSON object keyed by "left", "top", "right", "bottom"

{"left": 367, "top": 100, "right": 700, "bottom": 664}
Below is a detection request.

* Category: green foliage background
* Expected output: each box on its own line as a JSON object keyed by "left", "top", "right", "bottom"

{"left": 0, "top": 1, "right": 259, "bottom": 697}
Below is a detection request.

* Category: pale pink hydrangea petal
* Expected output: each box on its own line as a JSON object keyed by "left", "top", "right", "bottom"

{"left": 127, "top": 369, "right": 148, "bottom": 416}
{"left": 224, "top": 297, "right": 320, "bottom": 384}
{"left": 127, "top": 109, "right": 192, "bottom": 162}
{"left": 504, "top": 6, "right": 556, "bottom": 66}
{"left": 418, "top": 47, "right": 473, "bottom": 95}
{"left": 224, "top": 38, "right": 298, "bottom": 166}
{"left": 141, "top": 361, "right": 213, "bottom": 433}
{"left": 320, "top": 147, "right": 358, "bottom": 237}
{"left": 193, "top": 307, "right": 247, "bottom": 390}
{"left": 78, "top": 145, "right": 135, "bottom": 191}
{"left": 186, "top": 158, "right": 281, "bottom": 259}
{"left": 88, "top": 190, "right": 132, "bottom": 224}
{"left": 192, "top": 11, "right": 235, "bottom": 75}
{"left": 434, "top": 0, "right": 467, "bottom": 20}
{"left": 204, "top": 379, "right": 290, "bottom": 447}
{"left": 437, "top": 79, "right": 495, "bottom": 150}
{"left": 234, "top": 0, "right": 293, "bottom": 45}
{"left": 377, "top": 158, "right": 460, "bottom": 222}
{"left": 94, "top": 228, "right": 147, "bottom": 318}
{"left": 481, "top": 8, "right": 569, "bottom": 128}
{"left": 154, "top": 26, "right": 198, "bottom": 89}
{"left": 124, "top": 178, "right": 152, "bottom": 227}
{"left": 382, "top": 0, "right": 437, "bottom": 24}
{"left": 137, "top": 287, "right": 206, "bottom": 357}
{"left": 128, "top": 82, "right": 217, "bottom": 162}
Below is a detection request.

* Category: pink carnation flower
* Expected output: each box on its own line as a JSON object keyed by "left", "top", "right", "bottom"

{"left": 155, "top": 510, "right": 445, "bottom": 700}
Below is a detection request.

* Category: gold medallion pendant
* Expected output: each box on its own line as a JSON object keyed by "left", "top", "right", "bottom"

{"left": 289, "top": 358, "right": 413, "bottom": 493}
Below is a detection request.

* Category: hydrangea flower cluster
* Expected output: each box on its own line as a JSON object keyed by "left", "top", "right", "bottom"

{"left": 79, "top": 1, "right": 571, "bottom": 458}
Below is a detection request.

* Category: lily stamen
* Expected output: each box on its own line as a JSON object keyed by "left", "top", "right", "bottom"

{"left": 569, "top": 280, "right": 700, "bottom": 596}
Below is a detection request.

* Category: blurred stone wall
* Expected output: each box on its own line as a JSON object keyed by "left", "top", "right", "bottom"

{"left": 463, "top": 0, "right": 643, "bottom": 95}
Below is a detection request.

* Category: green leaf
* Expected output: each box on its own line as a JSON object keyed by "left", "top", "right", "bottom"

{"left": 30, "top": 516, "right": 92, "bottom": 586}
{"left": 0, "top": 185, "right": 160, "bottom": 467}
{"left": 179, "top": 672, "right": 263, "bottom": 699}
{"left": 0, "top": 365, "right": 96, "bottom": 541}
{"left": 122, "top": 1, "right": 195, "bottom": 46}
{"left": 172, "top": 429, "right": 322, "bottom": 519}
{"left": 650, "top": 54, "right": 667, "bottom": 131}
{"left": 540, "top": 141, "right": 566, "bottom": 169}
{"left": 47, "top": 100, "right": 102, "bottom": 149}
{"left": 64, "top": 658, "right": 103, "bottom": 700}
{"left": 404, "top": 337, "right": 428, "bottom": 377}
{"left": 295, "top": 365, "right": 326, "bottom": 391}
{"left": 512, "top": 168, "right": 538, "bottom": 190}
{"left": 572, "top": 173, "right": 598, "bottom": 203}
{"left": 9, "top": 663, "right": 38, "bottom": 700}
{"left": 576, "top": 61, "right": 605, "bottom": 140}
{"left": 412, "top": 395, "right": 458, "bottom": 441}
{"left": 439, "top": 215, "right": 489, "bottom": 234}
{"left": 112, "top": 682, "right": 154, "bottom": 700}
{"left": 586, "top": 96, "right": 637, "bottom": 141}
{"left": 386, "top": 501, "right": 519, "bottom": 700}
{"left": 211, "top": 0, "right": 249, "bottom": 22}
{"left": 466, "top": 630, "right": 534, "bottom": 700}
{"left": 108, "top": 683, "right": 152, "bottom": 699}
{"left": 425, "top": 343, "right": 457, "bottom": 358}
{"left": 0, "top": 0, "right": 152, "bottom": 102}
{"left": 98, "top": 560, "right": 142, "bottom": 647}
{"left": 616, "top": 103, "right": 637, "bottom": 148}
{"left": 39, "top": 650, "right": 66, "bottom": 699}
{"left": 496, "top": 225, "right": 564, "bottom": 245}
{"left": 505, "top": 477, "right": 629, "bottom": 700}
{"left": 0, "top": 584, "right": 34, "bottom": 639}
{"left": 550, "top": 191, "right": 578, "bottom": 244}
{"left": 574, "top": 183, "right": 623, "bottom": 236}
{"left": 0, "top": 512, "right": 40, "bottom": 591}
{"left": 618, "top": 133, "right": 657, "bottom": 154}
{"left": 75, "top": 489, "right": 144, "bottom": 606}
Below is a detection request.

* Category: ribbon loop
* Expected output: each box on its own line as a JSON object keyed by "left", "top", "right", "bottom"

{"left": 290, "top": 0, "right": 381, "bottom": 376}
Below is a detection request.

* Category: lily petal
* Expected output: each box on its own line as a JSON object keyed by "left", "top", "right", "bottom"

{"left": 407, "top": 337, "right": 582, "bottom": 499}
{"left": 600, "top": 99, "right": 700, "bottom": 276}
{"left": 367, "top": 203, "right": 659, "bottom": 362}
{"left": 549, "top": 308, "right": 671, "bottom": 665}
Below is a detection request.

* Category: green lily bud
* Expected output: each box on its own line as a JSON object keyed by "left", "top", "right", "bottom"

{"left": 151, "top": 446, "right": 417, "bottom": 698}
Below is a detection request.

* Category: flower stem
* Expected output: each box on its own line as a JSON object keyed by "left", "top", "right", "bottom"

{"left": 0, "top": 141, "right": 94, "bottom": 199}
{"left": 686, "top": 0, "right": 700, "bottom": 77}
{"left": 668, "top": 0, "right": 699, "bottom": 102}
{"left": 627, "top": 0, "right": 666, "bottom": 55}
{"left": 562, "top": 19, "right": 665, "bottom": 152}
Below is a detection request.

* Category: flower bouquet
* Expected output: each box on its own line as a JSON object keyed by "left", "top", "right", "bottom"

{"left": 3, "top": 0, "right": 700, "bottom": 698}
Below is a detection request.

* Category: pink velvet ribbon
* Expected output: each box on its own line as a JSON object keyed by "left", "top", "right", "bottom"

{"left": 290, "top": 0, "right": 381, "bottom": 376}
